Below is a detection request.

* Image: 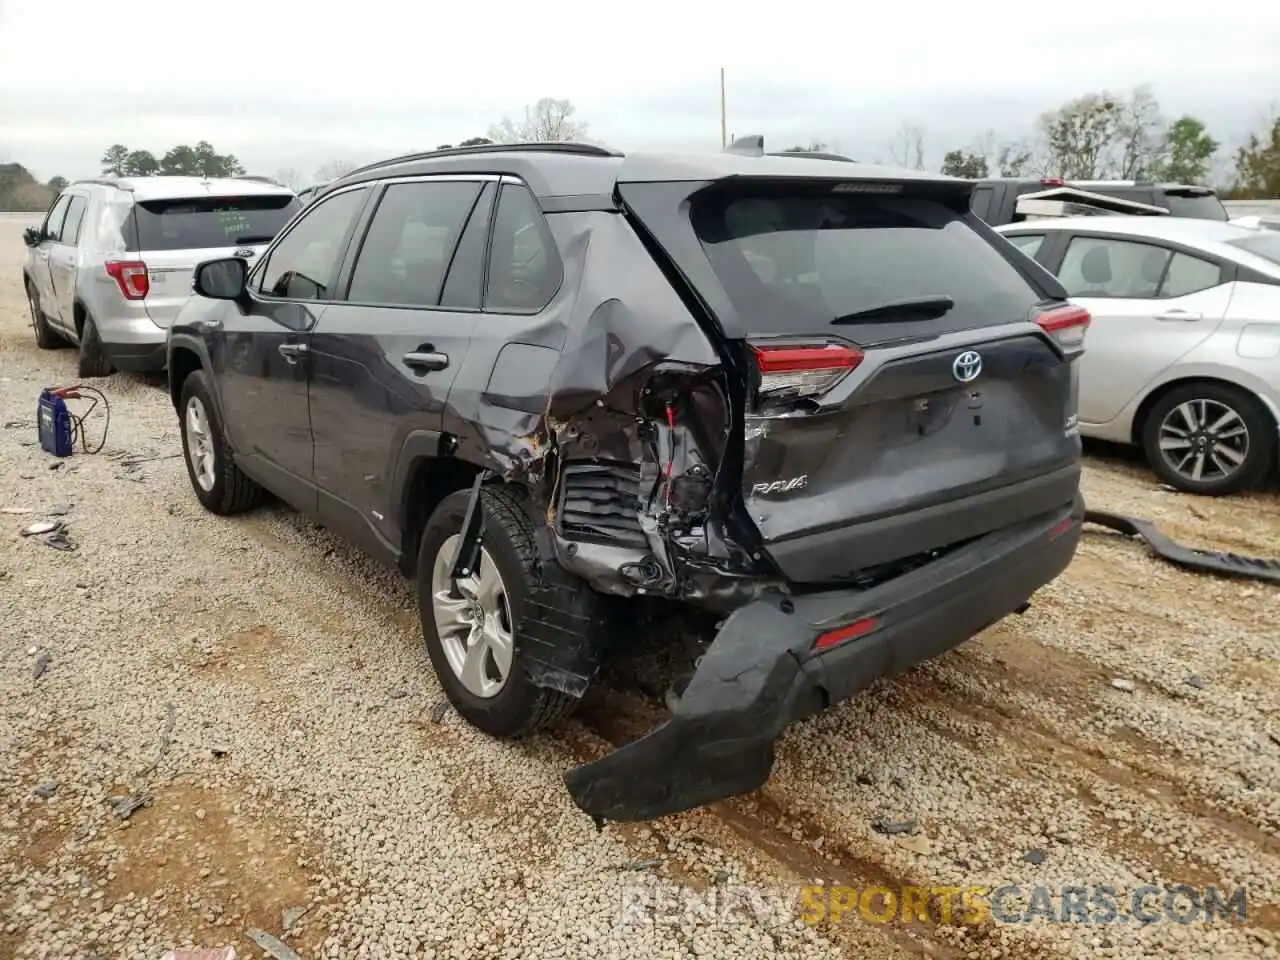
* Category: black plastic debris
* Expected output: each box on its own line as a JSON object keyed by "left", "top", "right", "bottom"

{"left": 33, "top": 652, "right": 51, "bottom": 679}
{"left": 1084, "top": 510, "right": 1280, "bottom": 584}
{"left": 1022, "top": 849, "right": 1047, "bottom": 865}
{"left": 429, "top": 700, "right": 450, "bottom": 723}
{"left": 34, "top": 783, "right": 58, "bottom": 799}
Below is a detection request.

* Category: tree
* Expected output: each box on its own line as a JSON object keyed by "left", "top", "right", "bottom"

{"left": 1146, "top": 116, "right": 1219, "bottom": 184}
{"left": 1038, "top": 91, "right": 1123, "bottom": 179}
{"left": 782, "top": 141, "right": 829, "bottom": 153}
{"left": 995, "top": 139, "right": 1034, "bottom": 177}
{"left": 487, "top": 98, "right": 588, "bottom": 143}
{"left": 314, "top": 159, "right": 357, "bottom": 182}
{"left": 940, "top": 149, "right": 988, "bottom": 179}
{"left": 101, "top": 144, "right": 129, "bottom": 176}
{"left": 888, "top": 122, "right": 926, "bottom": 170}
{"left": 1114, "top": 85, "right": 1166, "bottom": 179}
{"left": 458, "top": 136, "right": 493, "bottom": 147}
{"left": 46, "top": 175, "right": 69, "bottom": 192}
{"left": 1230, "top": 112, "right": 1280, "bottom": 199}
{"left": 124, "top": 150, "right": 159, "bottom": 176}
{"left": 274, "top": 168, "right": 304, "bottom": 190}
{"left": 193, "top": 140, "right": 244, "bottom": 177}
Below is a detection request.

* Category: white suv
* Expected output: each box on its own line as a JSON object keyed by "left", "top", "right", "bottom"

{"left": 23, "top": 176, "right": 300, "bottom": 377}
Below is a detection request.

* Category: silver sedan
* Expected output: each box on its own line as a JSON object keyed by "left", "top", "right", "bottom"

{"left": 995, "top": 216, "right": 1280, "bottom": 495}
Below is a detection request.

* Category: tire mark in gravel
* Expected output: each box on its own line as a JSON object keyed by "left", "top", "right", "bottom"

{"left": 570, "top": 688, "right": 1064, "bottom": 960}
{"left": 886, "top": 669, "right": 1280, "bottom": 933}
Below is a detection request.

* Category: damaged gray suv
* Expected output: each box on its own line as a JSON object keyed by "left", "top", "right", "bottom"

{"left": 166, "top": 141, "right": 1088, "bottom": 824}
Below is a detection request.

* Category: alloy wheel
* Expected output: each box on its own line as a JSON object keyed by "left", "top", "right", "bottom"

{"left": 430, "top": 535, "right": 514, "bottom": 699}
{"left": 1156, "top": 398, "right": 1249, "bottom": 484}
{"left": 185, "top": 396, "right": 218, "bottom": 492}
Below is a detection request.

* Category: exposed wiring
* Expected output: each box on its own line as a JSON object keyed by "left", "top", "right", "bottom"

{"left": 51, "top": 385, "right": 110, "bottom": 454}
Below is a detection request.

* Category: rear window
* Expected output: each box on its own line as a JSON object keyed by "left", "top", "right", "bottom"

{"left": 1226, "top": 232, "right": 1280, "bottom": 266}
{"left": 127, "top": 194, "right": 301, "bottom": 251}
{"left": 1159, "top": 191, "right": 1228, "bottom": 221}
{"left": 689, "top": 188, "right": 1043, "bottom": 341}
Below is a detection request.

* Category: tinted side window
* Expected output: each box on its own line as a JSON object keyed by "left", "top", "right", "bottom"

{"left": 969, "top": 186, "right": 995, "bottom": 222}
{"left": 1057, "top": 237, "right": 1172, "bottom": 299}
{"left": 347, "top": 180, "right": 481, "bottom": 307}
{"left": 439, "top": 183, "right": 496, "bottom": 310}
{"left": 1161, "top": 252, "right": 1222, "bottom": 297}
{"left": 42, "top": 195, "right": 71, "bottom": 242}
{"left": 258, "top": 187, "right": 369, "bottom": 300}
{"left": 484, "top": 183, "right": 561, "bottom": 313}
{"left": 1006, "top": 233, "right": 1046, "bottom": 259}
{"left": 62, "top": 196, "right": 88, "bottom": 245}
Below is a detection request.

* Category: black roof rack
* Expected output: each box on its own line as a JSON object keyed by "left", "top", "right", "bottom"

{"left": 342, "top": 141, "right": 623, "bottom": 180}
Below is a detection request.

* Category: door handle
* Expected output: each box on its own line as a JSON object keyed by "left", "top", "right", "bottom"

{"left": 278, "top": 342, "right": 309, "bottom": 364}
{"left": 1156, "top": 310, "right": 1203, "bottom": 322}
{"left": 404, "top": 350, "right": 449, "bottom": 373}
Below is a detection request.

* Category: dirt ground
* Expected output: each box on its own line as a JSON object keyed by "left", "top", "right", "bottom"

{"left": 1, "top": 212, "right": 1278, "bottom": 959}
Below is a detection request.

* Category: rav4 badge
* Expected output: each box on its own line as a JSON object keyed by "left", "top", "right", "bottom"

{"left": 751, "top": 475, "right": 809, "bottom": 496}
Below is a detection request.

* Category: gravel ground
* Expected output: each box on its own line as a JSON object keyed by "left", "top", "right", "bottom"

{"left": 2, "top": 212, "right": 1278, "bottom": 960}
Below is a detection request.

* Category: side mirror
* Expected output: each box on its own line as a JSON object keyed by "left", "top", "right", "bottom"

{"left": 23, "top": 226, "right": 42, "bottom": 247}
{"left": 193, "top": 257, "right": 248, "bottom": 300}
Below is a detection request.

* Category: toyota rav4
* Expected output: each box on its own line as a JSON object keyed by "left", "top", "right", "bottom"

{"left": 166, "top": 141, "right": 1088, "bottom": 824}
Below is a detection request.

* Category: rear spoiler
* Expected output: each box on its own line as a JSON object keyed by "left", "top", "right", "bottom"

{"left": 1015, "top": 187, "right": 1171, "bottom": 220}
{"left": 725, "top": 134, "right": 856, "bottom": 163}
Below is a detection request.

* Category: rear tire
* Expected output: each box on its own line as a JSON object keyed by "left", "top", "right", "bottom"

{"left": 416, "top": 485, "right": 606, "bottom": 737}
{"left": 1140, "top": 382, "right": 1275, "bottom": 495}
{"left": 27, "top": 282, "right": 64, "bottom": 349}
{"left": 178, "top": 370, "right": 264, "bottom": 514}
{"left": 77, "top": 312, "right": 114, "bottom": 378}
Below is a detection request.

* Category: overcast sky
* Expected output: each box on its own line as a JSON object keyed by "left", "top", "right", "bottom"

{"left": 3, "top": 1, "right": 1278, "bottom": 184}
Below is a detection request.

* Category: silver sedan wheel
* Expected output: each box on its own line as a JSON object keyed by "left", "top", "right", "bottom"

{"left": 430, "top": 535, "right": 514, "bottom": 699}
{"left": 1157, "top": 398, "right": 1249, "bottom": 484}
{"left": 184, "top": 396, "right": 218, "bottom": 492}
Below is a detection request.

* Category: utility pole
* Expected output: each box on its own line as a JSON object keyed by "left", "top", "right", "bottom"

{"left": 720, "top": 68, "right": 727, "bottom": 148}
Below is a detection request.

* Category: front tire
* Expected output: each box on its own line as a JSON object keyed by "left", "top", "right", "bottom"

{"left": 178, "top": 370, "right": 263, "bottom": 514}
{"left": 77, "top": 312, "right": 114, "bottom": 378}
{"left": 1141, "top": 382, "right": 1275, "bottom": 495}
{"left": 27, "top": 282, "right": 64, "bottom": 349}
{"left": 416, "top": 485, "right": 604, "bottom": 738}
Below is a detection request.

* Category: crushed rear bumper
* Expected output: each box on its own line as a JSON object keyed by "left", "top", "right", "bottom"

{"left": 563, "top": 494, "right": 1085, "bottom": 823}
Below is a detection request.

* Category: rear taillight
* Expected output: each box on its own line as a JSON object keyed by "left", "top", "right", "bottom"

{"left": 105, "top": 260, "right": 150, "bottom": 300}
{"left": 1041, "top": 177, "right": 1065, "bottom": 186}
{"left": 1036, "top": 304, "right": 1090, "bottom": 349}
{"left": 751, "top": 343, "right": 864, "bottom": 403}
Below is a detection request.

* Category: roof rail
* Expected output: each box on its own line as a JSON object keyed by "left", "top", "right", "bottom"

{"left": 342, "top": 141, "right": 624, "bottom": 179}
{"left": 74, "top": 177, "right": 126, "bottom": 189}
{"left": 724, "top": 135, "right": 765, "bottom": 157}
{"left": 766, "top": 150, "right": 855, "bottom": 162}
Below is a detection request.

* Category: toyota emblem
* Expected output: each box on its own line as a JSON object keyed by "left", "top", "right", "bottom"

{"left": 952, "top": 350, "right": 983, "bottom": 383}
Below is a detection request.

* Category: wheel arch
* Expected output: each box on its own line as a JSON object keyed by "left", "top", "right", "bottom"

{"left": 168, "top": 344, "right": 205, "bottom": 411}
{"left": 395, "top": 438, "right": 490, "bottom": 577}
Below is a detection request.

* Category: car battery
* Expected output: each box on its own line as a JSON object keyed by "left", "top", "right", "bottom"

{"left": 37, "top": 389, "right": 74, "bottom": 457}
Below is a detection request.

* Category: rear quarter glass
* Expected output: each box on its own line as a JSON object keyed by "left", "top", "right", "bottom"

{"left": 128, "top": 195, "right": 301, "bottom": 251}
{"left": 688, "top": 188, "right": 1046, "bottom": 344}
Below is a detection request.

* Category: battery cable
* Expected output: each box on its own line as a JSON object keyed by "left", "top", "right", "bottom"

{"left": 49, "top": 385, "right": 111, "bottom": 454}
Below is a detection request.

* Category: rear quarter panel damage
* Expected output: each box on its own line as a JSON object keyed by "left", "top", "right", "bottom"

{"left": 454, "top": 208, "right": 778, "bottom": 618}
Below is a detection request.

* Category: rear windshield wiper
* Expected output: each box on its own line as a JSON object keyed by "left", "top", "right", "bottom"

{"left": 234, "top": 233, "right": 275, "bottom": 245}
{"left": 831, "top": 295, "right": 955, "bottom": 324}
